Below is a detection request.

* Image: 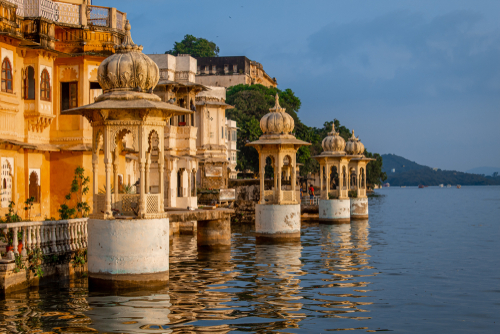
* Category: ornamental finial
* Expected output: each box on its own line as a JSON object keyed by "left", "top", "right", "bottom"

{"left": 269, "top": 93, "right": 285, "bottom": 113}
{"left": 115, "top": 20, "right": 143, "bottom": 53}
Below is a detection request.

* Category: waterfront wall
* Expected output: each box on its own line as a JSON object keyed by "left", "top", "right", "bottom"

{"left": 0, "top": 218, "right": 88, "bottom": 294}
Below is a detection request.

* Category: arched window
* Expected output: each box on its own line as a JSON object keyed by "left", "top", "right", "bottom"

{"left": 1, "top": 58, "right": 13, "bottom": 93}
{"left": 29, "top": 171, "right": 40, "bottom": 203}
{"left": 24, "top": 66, "right": 35, "bottom": 100}
{"left": 40, "top": 69, "right": 51, "bottom": 101}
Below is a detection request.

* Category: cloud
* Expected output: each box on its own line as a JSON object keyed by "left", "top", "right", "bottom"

{"left": 305, "top": 10, "right": 500, "bottom": 102}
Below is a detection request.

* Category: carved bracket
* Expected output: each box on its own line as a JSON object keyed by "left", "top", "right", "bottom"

{"left": 24, "top": 112, "right": 55, "bottom": 133}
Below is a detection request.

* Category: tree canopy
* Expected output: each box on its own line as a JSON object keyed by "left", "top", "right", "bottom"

{"left": 165, "top": 35, "right": 220, "bottom": 57}
{"left": 226, "top": 84, "right": 388, "bottom": 187}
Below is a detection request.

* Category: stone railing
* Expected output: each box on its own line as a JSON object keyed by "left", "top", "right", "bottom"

{"left": 0, "top": 218, "right": 88, "bottom": 260}
{"left": 88, "top": 5, "right": 109, "bottom": 27}
{"left": 24, "top": 0, "right": 58, "bottom": 21}
{"left": 116, "top": 10, "right": 125, "bottom": 30}
{"left": 56, "top": 1, "right": 80, "bottom": 25}
{"left": 264, "top": 190, "right": 274, "bottom": 202}
{"left": 282, "top": 190, "right": 295, "bottom": 204}
{"left": 5, "top": 0, "right": 126, "bottom": 30}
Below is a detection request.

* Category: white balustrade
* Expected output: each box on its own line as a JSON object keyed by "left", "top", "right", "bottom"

{"left": 5, "top": 1, "right": 127, "bottom": 30}
{"left": 0, "top": 218, "right": 88, "bottom": 261}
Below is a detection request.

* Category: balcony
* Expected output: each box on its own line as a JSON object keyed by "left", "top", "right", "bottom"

{"left": 6, "top": 0, "right": 126, "bottom": 30}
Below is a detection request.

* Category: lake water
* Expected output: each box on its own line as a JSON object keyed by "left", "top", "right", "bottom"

{"left": 1, "top": 186, "right": 499, "bottom": 333}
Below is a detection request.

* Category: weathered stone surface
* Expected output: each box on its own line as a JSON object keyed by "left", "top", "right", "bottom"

{"left": 350, "top": 198, "right": 369, "bottom": 219}
{"left": 255, "top": 204, "right": 301, "bottom": 242}
{"left": 88, "top": 218, "right": 169, "bottom": 279}
{"left": 319, "top": 199, "right": 351, "bottom": 223}
{"left": 197, "top": 218, "right": 231, "bottom": 249}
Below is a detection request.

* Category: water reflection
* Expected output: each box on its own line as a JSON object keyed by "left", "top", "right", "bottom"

{"left": 313, "top": 220, "right": 374, "bottom": 322}
{"left": 253, "top": 242, "right": 305, "bottom": 329}
{"left": 0, "top": 221, "right": 376, "bottom": 333}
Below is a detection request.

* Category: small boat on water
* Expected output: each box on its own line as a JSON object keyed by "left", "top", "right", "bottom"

{"left": 447, "top": 184, "right": 452, "bottom": 188}
{"left": 457, "top": 185, "right": 461, "bottom": 189}
{"left": 418, "top": 185, "right": 425, "bottom": 189}
{"left": 439, "top": 184, "right": 444, "bottom": 188}
{"left": 401, "top": 186, "right": 406, "bottom": 188}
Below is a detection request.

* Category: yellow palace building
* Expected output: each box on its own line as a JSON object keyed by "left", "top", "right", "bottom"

{"left": 0, "top": 0, "right": 128, "bottom": 219}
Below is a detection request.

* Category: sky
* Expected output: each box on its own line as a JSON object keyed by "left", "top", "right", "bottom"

{"left": 96, "top": 0, "right": 500, "bottom": 172}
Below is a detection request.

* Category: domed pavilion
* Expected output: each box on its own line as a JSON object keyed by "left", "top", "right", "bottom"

{"left": 247, "top": 94, "right": 310, "bottom": 242}
{"left": 62, "top": 21, "right": 193, "bottom": 286}
{"left": 313, "top": 124, "right": 353, "bottom": 223}
{"left": 346, "top": 130, "right": 373, "bottom": 219}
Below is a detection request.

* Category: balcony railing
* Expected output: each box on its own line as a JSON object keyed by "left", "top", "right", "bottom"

{"left": 5, "top": 0, "right": 126, "bottom": 30}
{"left": 0, "top": 218, "right": 88, "bottom": 260}
{"left": 88, "top": 5, "right": 108, "bottom": 27}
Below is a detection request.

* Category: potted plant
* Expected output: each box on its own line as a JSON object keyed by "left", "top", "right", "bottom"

{"left": 1, "top": 227, "right": 23, "bottom": 254}
{"left": 1, "top": 201, "right": 23, "bottom": 253}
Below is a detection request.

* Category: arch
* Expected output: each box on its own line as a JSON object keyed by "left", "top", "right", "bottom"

{"left": 29, "top": 171, "right": 40, "bottom": 203}
{"left": 147, "top": 129, "right": 160, "bottom": 154}
{"left": 1, "top": 161, "right": 12, "bottom": 208}
{"left": 1, "top": 58, "right": 13, "bottom": 93}
{"left": 40, "top": 69, "right": 51, "bottom": 101}
{"left": 342, "top": 166, "right": 347, "bottom": 189}
{"left": 330, "top": 165, "right": 338, "bottom": 189}
{"left": 24, "top": 66, "right": 35, "bottom": 100}
{"left": 111, "top": 127, "right": 136, "bottom": 152}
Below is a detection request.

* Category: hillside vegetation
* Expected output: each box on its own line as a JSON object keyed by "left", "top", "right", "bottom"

{"left": 382, "top": 154, "right": 500, "bottom": 186}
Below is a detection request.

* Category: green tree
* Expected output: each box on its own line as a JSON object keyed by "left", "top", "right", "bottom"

{"left": 165, "top": 34, "right": 220, "bottom": 57}
{"left": 365, "top": 151, "right": 387, "bottom": 187}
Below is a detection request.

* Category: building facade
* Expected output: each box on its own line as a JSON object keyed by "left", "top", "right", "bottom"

{"left": 0, "top": 0, "right": 129, "bottom": 219}
{"left": 195, "top": 56, "right": 277, "bottom": 88}
{"left": 225, "top": 118, "right": 238, "bottom": 179}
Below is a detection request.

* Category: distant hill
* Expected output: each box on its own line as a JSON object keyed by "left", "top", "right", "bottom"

{"left": 466, "top": 167, "right": 500, "bottom": 177}
{"left": 382, "top": 154, "right": 500, "bottom": 186}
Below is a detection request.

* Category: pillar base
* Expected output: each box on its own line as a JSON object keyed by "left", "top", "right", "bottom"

{"left": 88, "top": 218, "right": 169, "bottom": 287}
{"left": 89, "top": 271, "right": 169, "bottom": 290}
{"left": 197, "top": 218, "right": 231, "bottom": 249}
{"left": 350, "top": 198, "right": 369, "bottom": 219}
{"left": 319, "top": 199, "right": 350, "bottom": 224}
{"left": 255, "top": 204, "right": 300, "bottom": 243}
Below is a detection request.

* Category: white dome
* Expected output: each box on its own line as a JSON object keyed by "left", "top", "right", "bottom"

{"left": 260, "top": 94, "right": 295, "bottom": 135}
{"left": 345, "top": 130, "right": 365, "bottom": 155}
{"left": 98, "top": 20, "right": 159, "bottom": 94}
{"left": 322, "top": 124, "right": 345, "bottom": 153}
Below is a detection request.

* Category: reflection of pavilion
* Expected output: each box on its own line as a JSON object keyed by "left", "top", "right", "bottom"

{"left": 253, "top": 243, "right": 305, "bottom": 328}
{"left": 317, "top": 220, "right": 374, "bottom": 320}
{"left": 167, "top": 235, "right": 238, "bottom": 329}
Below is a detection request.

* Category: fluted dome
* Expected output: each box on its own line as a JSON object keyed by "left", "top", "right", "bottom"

{"left": 98, "top": 20, "right": 159, "bottom": 94}
{"left": 322, "top": 124, "right": 345, "bottom": 154}
{"left": 260, "top": 94, "right": 295, "bottom": 135}
{"left": 345, "top": 130, "right": 365, "bottom": 155}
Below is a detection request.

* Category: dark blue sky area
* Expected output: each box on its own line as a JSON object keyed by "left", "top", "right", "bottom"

{"left": 97, "top": 0, "right": 500, "bottom": 172}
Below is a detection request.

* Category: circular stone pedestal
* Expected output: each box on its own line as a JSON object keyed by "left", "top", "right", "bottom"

{"left": 319, "top": 199, "right": 351, "bottom": 223}
{"left": 197, "top": 218, "right": 231, "bottom": 249}
{"left": 88, "top": 218, "right": 169, "bottom": 289}
{"left": 255, "top": 204, "right": 301, "bottom": 242}
{"left": 350, "top": 198, "right": 369, "bottom": 220}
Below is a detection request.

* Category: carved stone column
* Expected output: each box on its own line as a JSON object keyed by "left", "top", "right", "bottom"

{"left": 259, "top": 155, "right": 265, "bottom": 204}
{"left": 145, "top": 152, "right": 151, "bottom": 194}
{"left": 325, "top": 162, "right": 330, "bottom": 200}
{"left": 320, "top": 162, "right": 324, "bottom": 200}
{"left": 104, "top": 127, "right": 112, "bottom": 216}
{"left": 159, "top": 152, "right": 164, "bottom": 212}
{"left": 92, "top": 158, "right": 98, "bottom": 215}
